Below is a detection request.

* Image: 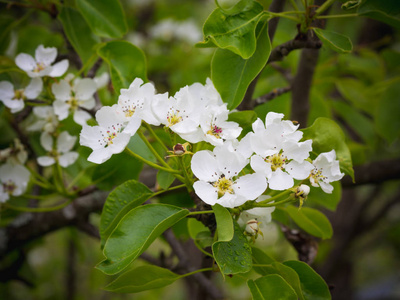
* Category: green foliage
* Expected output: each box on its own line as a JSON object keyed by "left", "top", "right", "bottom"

{"left": 76, "top": 0, "right": 128, "bottom": 38}
{"left": 98, "top": 204, "right": 189, "bottom": 275}
{"left": 252, "top": 247, "right": 276, "bottom": 275}
{"left": 357, "top": 0, "right": 400, "bottom": 29}
{"left": 105, "top": 265, "right": 180, "bottom": 293}
{"left": 247, "top": 274, "right": 298, "bottom": 300}
{"left": 306, "top": 181, "right": 342, "bottom": 211}
{"left": 213, "top": 203, "right": 234, "bottom": 241}
{"left": 313, "top": 29, "right": 353, "bottom": 53}
{"left": 211, "top": 20, "right": 271, "bottom": 109}
{"left": 97, "top": 41, "right": 147, "bottom": 93}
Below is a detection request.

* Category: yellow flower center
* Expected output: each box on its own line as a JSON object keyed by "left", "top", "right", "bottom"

{"left": 13, "top": 89, "right": 25, "bottom": 100}
{"left": 66, "top": 98, "right": 80, "bottom": 111}
{"left": 310, "top": 168, "right": 327, "bottom": 183}
{"left": 265, "top": 153, "right": 287, "bottom": 171}
{"left": 207, "top": 124, "right": 223, "bottom": 138}
{"left": 34, "top": 62, "right": 46, "bottom": 73}
{"left": 213, "top": 176, "right": 234, "bottom": 198}
{"left": 167, "top": 110, "right": 182, "bottom": 127}
{"left": 3, "top": 180, "right": 16, "bottom": 194}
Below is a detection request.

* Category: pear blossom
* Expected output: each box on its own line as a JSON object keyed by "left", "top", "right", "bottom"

{"left": 80, "top": 105, "right": 131, "bottom": 164}
{"left": 0, "top": 138, "right": 28, "bottom": 165}
{"left": 0, "top": 163, "right": 30, "bottom": 202}
{"left": 52, "top": 78, "right": 96, "bottom": 125}
{"left": 0, "top": 78, "right": 42, "bottom": 113}
{"left": 15, "top": 45, "right": 68, "bottom": 78}
{"left": 27, "top": 106, "right": 59, "bottom": 133}
{"left": 238, "top": 195, "right": 276, "bottom": 229}
{"left": 94, "top": 72, "right": 110, "bottom": 90}
{"left": 37, "top": 131, "right": 78, "bottom": 167}
{"left": 191, "top": 144, "right": 267, "bottom": 208}
{"left": 116, "top": 78, "right": 160, "bottom": 135}
{"left": 309, "top": 150, "right": 344, "bottom": 193}
{"left": 249, "top": 113, "right": 313, "bottom": 190}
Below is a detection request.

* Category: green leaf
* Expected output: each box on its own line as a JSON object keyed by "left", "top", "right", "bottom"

{"left": 284, "top": 205, "right": 333, "bottom": 239}
{"left": 97, "top": 204, "right": 189, "bottom": 275}
{"left": 307, "top": 182, "right": 342, "bottom": 211}
{"left": 17, "top": 25, "right": 63, "bottom": 55}
{"left": 252, "top": 247, "right": 275, "bottom": 276}
{"left": 375, "top": 80, "right": 400, "bottom": 143}
{"left": 99, "top": 180, "right": 153, "bottom": 247}
{"left": 97, "top": 41, "right": 147, "bottom": 93}
{"left": 199, "top": 0, "right": 264, "bottom": 59}
{"left": 357, "top": 0, "right": 400, "bottom": 29}
{"left": 215, "top": 0, "right": 252, "bottom": 15}
{"left": 213, "top": 203, "right": 234, "bottom": 242}
{"left": 76, "top": 0, "right": 128, "bottom": 38}
{"left": 58, "top": 7, "right": 100, "bottom": 64}
{"left": 302, "top": 117, "right": 354, "bottom": 181}
{"left": 283, "top": 260, "right": 331, "bottom": 300}
{"left": 212, "top": 222, "right": 252, "bottom": 275}
{"left": 211, "top": 19, "right": 271, "bottom": 110}
{"left": 157, "top": 169, "right": 175, "bottom": 190}
{"left": 247, "top": 274, "right": 297, "bottom": 300}
{"left": 105, "top": 265, "right": 180, "bottom": 293}
{"left": 313, "top": 29, "right": 352, "bottom": 54}
{"left": 227, "top": 110, "right": 257, "bottom": 128}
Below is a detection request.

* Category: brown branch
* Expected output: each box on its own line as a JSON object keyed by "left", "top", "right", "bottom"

{"left": 268, "top": 39, "right": 322, "bottom": 64}
{"left": 255, "top": 86, "right": 291, "bottom": 104}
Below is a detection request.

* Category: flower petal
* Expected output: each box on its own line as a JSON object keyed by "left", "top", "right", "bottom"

{"left": 58, "top": 152, "right": 79, "bottom": 167}
{"left": 193, "top": 181, "right": 218, "bottom": 206}
{"left": 75, "top": 78, "right": 97, "bottom": 100}
{"left": 40, "top": 132, "right": 53, "bottom": 151}
{"left": 191, "top": 150, "right": 220, "bottom": 182}
{"left": 35, "top": 45, "right": 57, "bottom": 65}
{"left": 24, "top": 78, "right": 43, "bottom": 99}
{"left": 73, "top": 109, "right": 92, "bottom": 126}
{"left": 233, "top": 173, "right": 267, "bottom": 201}
{"left": 52, "top": 80, "right": 71, "bottom": 101}
{"left": 286, "top": 160, "right": 313, "bottom": 180}
{"left": 15, "top": 53, "right": 36, "bottom": 72}
{"left": 0, "top": 81, "right": 15, "bottom": 100}
{"left": 53, "top": 100, "right": 70, "bottom": 121}
{"left": 49, "top": 59, "right": 69, "bottom": 77}
{"left": 57, "top": 131, "right": 77, "bottom": 153}
{"left": 268, "top": 169, "right": 294, "bottom": 190}
{"left": 37, "top": 156, "right": 56, "bottom": 167}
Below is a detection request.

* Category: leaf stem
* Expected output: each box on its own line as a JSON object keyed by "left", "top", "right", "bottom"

{"left": 187, "top": 210, "right": 214, "bottom": 216}
{"left": 315, "top": 13, "right": 359, "bottom": 19}
{"left": 194, "top": 240, "right": 214, "bottom": 258}
{"left": 137, "top": 130, "right": 173, "bottom": 170}
{"left": 314, "top": 0, "right": 336, "bottom": 16}
{"left": 4, "top": 198, "right": 73, "bottom": 213}
{"left": 178, "top": 267, "right": 214, "bottom": 279}
{"left": 152, "top": 184, "right": 187, "bottom": 197}
{"left": 255, "top": 195, "right": 296, "bottom": 207}
{"left": 143, "top": 122, "right": 170, "bottom": 153}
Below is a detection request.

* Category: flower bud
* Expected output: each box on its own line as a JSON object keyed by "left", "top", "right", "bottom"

{"left": 245, "top": 219, "right": 260, "bottom": 236}
{"left": 297, "top": 184, "right": 310, "bottom": 197}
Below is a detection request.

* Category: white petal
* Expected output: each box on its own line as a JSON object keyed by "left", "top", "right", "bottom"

{"left": 87, "top": 148, "right": 113, "bottom": 164}
{"left": 3, "top": 98, "right": 24, "bottom": 112}
{"left": 193, "top": 181, "right": 218, "bottom": 206}
{"left": 286, "top": 160, "right": 313, "bottom": 180}
{"left": 320, "top": 181, "right": 334, "bottom": 193}
{"left": 52, "top": 80, "right": 71, "bottom": 101}
{"left": 124, "top": 116, "right": 142, "bottom": 136}
{"left": 73, "top": 110, "right": 92, "bottom": 126}
{"left": 15, "top": 53, "right": 36, "bottom": 72}
{"left": 53, "top": 100, "right": 70, "bottom": 120}
{"left": 35, "top": 45, "right": 57, "bottom": 65}
{"left": 57, "top": 131, "right": 76, "bottom": 153}
{"left": 215, "top": 147, "right": 246, "bottom": 178}
{"left": 58, "top": 152, "right": 79, "bottom": 167}
{"left": 283, "top": 139, "right": 312, "bottom": 162}
{"left": 269, "top": 169, "right": 294, "bottom": 190}
{"left": 191, "top": 150, "right": 220, "bottom": 182}
{"left": 108, "top": 132, "right": 131, "bottom": 155}
{"left": 79, "top": 97, "right": 95, "bottom": 109}
{"left": 0, "top": 81, "right": 15, "bottom": 100}
{"left": 94, "top": 72, "right": 109, "bottom": 89}
{"left": 38, "top": 156, "right": 56, "bottom": 167}
{"left": 233, "top": 173, "right": 267, "bottom": 201}
{"left": 177, "top": 128, "right": 204, "bottom": 143}
{"left": 265, "top": 112, "right": 284, "bottom": 126}
{"left": 251, "top": 118, "right": 265, "bottom": 133}
{"left": 250, "top": 155, "right": 272, "bottom": 178}
{"left": 218, "top": 192, "right": 245, "bottom": 208}
{"left": 40, "top": 132, "right": 53, "bottom": 151}
{"left": 80, "top": 125, "right": 103, "bottom": 150}
{"left": 75, "top": 78, "right": 97, "bottom": 100}
{"left": 24, "top": 78, "right": 43, "bottom": 99}
{"left": 95, "top": 105, "right": 124, "bottom": 128}
{"left": 49, "top": 59, "right": 69, "bottom": 77}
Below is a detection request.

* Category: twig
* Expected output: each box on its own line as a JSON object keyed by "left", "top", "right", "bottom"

{"left": 255, "top": 86, "right": 291, "bottom": 104}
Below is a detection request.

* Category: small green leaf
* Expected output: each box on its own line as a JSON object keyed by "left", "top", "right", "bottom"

{"left": 247, "top": 274, "right": 297, "bottom": 300}
{"left": 188, "top": 219, "right": 213, "bottom": 248}
{"left": 252, "top": 247, "right": 275, "bottom": 276}
{"left": 105, "top": 265, "right": 180, "bottom": 293}
{"left": 58, "top": 7, "right": 100, "bottom": 64}
{"left": 375, "top": 80, "right": 400, "bottom": 143}
{"left": 336, "top": 78, "right": 375, "bottom": 114}
{"left": 357, "top": 0, "right": 400, "bottom": 29}
{"left": 211, "top": 19, "right": 271, "bottom": 110}
{"left": 157, "top": 168, "right": 175, "bottom": 190}
{"left": 215, "top": 0, "right": 251, "bottom": 15}
{"left": 76, "top": 0, "right": 128, "bottom": 38}
{"left": 302, "top": 117, "right": 354, "bottom": 181}
{"left": 306, "top": 182, "right": 342, "bottom": 211}
{"left": 284, "top": 260, "right": 331, "bottom": 300}
{"left": 99, "top": 180, "right": 153, "bottom": 247}
{"left": 285, "top": 205, "right": 333, "bottom": 239}
{"left": 199, "top": 0, "right": 265, "bottom": 58}
{"left": 227, "top": 110, "right": 257, "bottom": 128}
{"left": 97, "top": 41, "right": 147, "bottom": 93}
{"left": 314, "top": 28, "right": 352, "bottom": 53}
{"left": 213, "top": 203, "right": 234, "bottom": 242}
{"left": 98, "top": 204, "right": 189, "bottom": 275}
{"left": 212, "top": 222, "right": 252, "bottom": 275}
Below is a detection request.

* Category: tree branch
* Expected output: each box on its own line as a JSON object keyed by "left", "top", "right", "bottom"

{"left": 255, "top": 86, "right": 291, "bottom": 104}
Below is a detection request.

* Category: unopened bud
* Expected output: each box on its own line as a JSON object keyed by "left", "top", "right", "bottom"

{"left": 245, "top": 219, "right": 260, "bottom": 236}
{"left": 296, "top": 184, "right": 310, "bottom": 197}
{"left": 166, "top": 142, "right": 192, "bottom": 158}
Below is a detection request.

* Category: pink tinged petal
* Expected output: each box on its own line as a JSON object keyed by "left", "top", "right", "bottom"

{"left": 124, "top": 116, "right": 142, "bottom": 136}
{"left": 57, "top": 131, "right": 76, "bottom": 153}
{"left": 269, "top": 169, "right": 294, "bottom": 190}
{"left": 49, "top": 59, "right": 69, "bottom": 77}
{"left": 58, "top": 152, "right": 79, "bottom": 167}
{"left": 73, "top": 110, "right": 92, "bottom": 126}
{"left": 75, "top": 78, "right": 97, "bottom": 100}
{"left": 250, "top": 155, "right": 272, "bottom": 178}
{"left": 193, "top": 181, "right": 218, "bottom": 206}
{"left": 319, "top": 181, "right": 334, "bottom": 193}
{"left": 15, "top": 53, "right": 36, "bottom": 72}
{"left": 80, "top": 125, "right": 103, "bottom": 150}
{"left": 24, "top": 78, "right": 43, "bottom": 99}
{"left": 79, "top": 97, "right": 95, "bottom": 110}
{"left": 191, "top": 150, "right": 220, "bottom": 182}
{"left": 53, "top": 100, "right": 70, "bottom": 121}
{"left": 35, "top": 45, "right": 57, "bottom": 65}
{"left": 52, "top": 80, "right": 71, "bottom": 101}
{"left": 38, "top": 156, "right": 56, "bottom": 167}
{"left": 40, "top": 132, "right": 53, "bottom": 151}
{"left": 0, "top": 81, "right": 15, "bottom": 100}
{"left": 286, "top": 160, "right": 314, "bottom": 180}
{"left": 87, "top": 148, "right": 113, "bottom": 164}
{"left": 233, "top": 173, "right": 267, "bottom": 201}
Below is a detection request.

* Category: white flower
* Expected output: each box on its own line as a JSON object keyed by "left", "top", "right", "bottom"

{"left": 238, "top": 195, "right": 276, "bottom": 227}
{"left": 191, "top": 145, "right": 267, "bottom": 208}
{"left": 27, "top": 106, "right": 59, "bottom": 133}
{"left": 0, "top": 78, "right": 42, "bottom": 113}
{"left": 249, "top": 113, "right": 313, "bottom": 190}
{"left": 80, "top": 105, "right": 131, "bottom": 164}
{"left": 15, "top": 45, "right": 69, "bottom": 78}
{"left": 200, "top": 104, "right": 242, "bottom": 146}
{"left": 117, "top": 78, "right": 160, "bottom": 134}
{"left": 0, "top": 138, "right": 28, "bottom": 165}
{"left": 0, "top": 163, "right": 30, "bottom": 202}
{"left": 37, "top": 131, "right": 78, "bottom": 168}
{"left": 150, "top": 19, "right": 201, "bottom": 44}
{"left": 94, "top": 72, "right": 110, "bottom": 90}
{"left": 52, "top": 78, "right": 96, "bottom": 125}
{"left": 310, "top": 150, "right": 344, "bottom": 193}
